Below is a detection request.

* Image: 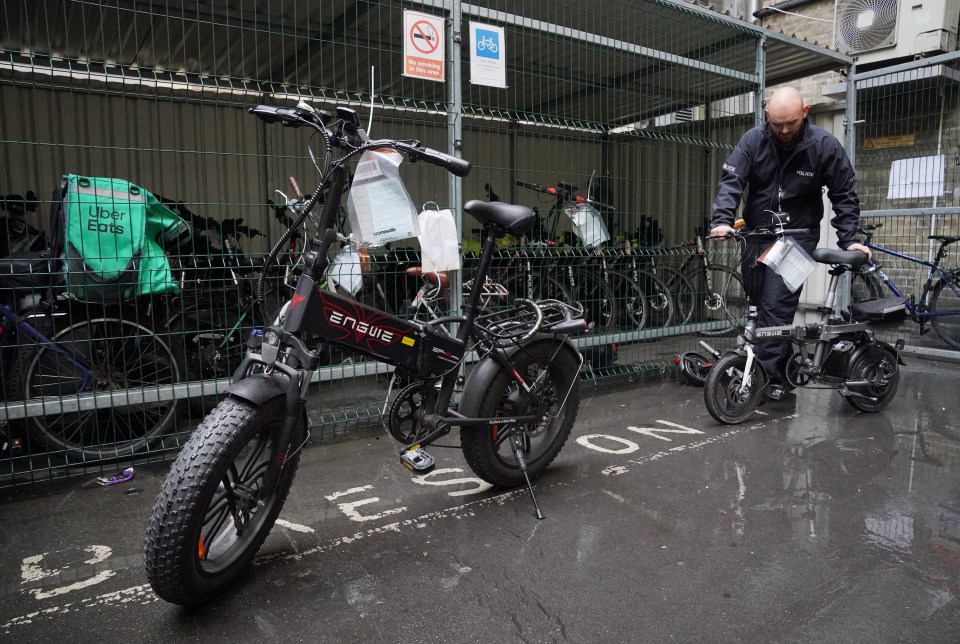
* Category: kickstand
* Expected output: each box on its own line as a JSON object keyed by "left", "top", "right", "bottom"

{"left": 510, "top": 434, "right": 545, "bottom": 520}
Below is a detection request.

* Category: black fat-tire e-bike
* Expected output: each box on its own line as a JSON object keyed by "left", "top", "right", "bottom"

{"left": 703, "top": 227, "right": 904, "bottom": 425}
{"left": 145, "top": 103, "right": 586, "bottom": 606}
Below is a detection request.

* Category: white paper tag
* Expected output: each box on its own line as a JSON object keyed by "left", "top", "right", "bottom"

{"left": 758, "top": 237, "right": 815, "bottom": 292}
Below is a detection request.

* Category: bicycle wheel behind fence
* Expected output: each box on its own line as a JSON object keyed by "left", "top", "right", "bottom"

{"left": 931, "top": 274, "right": 960, "bottom": 350}
{"left": 12, "top": 317, "right": 180, "bottom": 460}
{"left": 692, "top": 266, "right": 747, "bottom": 337}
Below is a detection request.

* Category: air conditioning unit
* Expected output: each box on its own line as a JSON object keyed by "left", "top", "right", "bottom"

{"left": 834, "top": 0, "right": 960, "bottom": 67}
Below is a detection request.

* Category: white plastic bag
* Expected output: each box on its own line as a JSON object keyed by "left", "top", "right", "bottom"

{"left": 417, "top": 204, "right": 461, "bottom": 272}
{"left": 328, "top": 244, "right": 364, "bottom": 295}
{"left": 565, "top": 202, "right": 609, "bottom": 249}
{"left": 346, "top": 149, "right": 419, "bottom": 245}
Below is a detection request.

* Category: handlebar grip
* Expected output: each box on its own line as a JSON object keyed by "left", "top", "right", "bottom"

{"left": 249, "top": 105, "right": 301, "bottom": 126}
{"left": 515, "top": 179, "right": 542, "bottom": 191}
{"left": 288, "top": 176, "right": 303, "bottom": 199}
{"left": 418, "top": 146, "right": 471, "bottom": 177}
{"left": 577, "top": 195, "right": 613, "bottom": 211}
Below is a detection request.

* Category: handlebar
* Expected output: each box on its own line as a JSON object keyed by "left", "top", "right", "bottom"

{"left": 250, "top": 104, "right": 471, "bottom": 178}
{"left": 720, "top": 227, "right": 813, "bottom": 240}
{"left": 393, "top": 141, "right": 471, "bottom": 177}
{"left": 0, "top": 191, "right": 38, "bottom": 215}
{"left": 515, "top": 179, "right": 613, "bottom": 211}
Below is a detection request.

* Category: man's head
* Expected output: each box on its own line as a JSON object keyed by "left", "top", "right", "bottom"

{"left": 765, "top": 87, "right": 809, "bottom": 150}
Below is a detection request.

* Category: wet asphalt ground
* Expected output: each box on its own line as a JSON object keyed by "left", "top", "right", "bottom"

{"left": 1, "top": 358, "right": 959, "bottom": 643}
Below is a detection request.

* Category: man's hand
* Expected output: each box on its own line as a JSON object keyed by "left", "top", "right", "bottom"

{"left": 709, "top": 224, "right": 734, "bottom": 240}
{"left": 847, "top": 242, "right": 872, "bottom": 259}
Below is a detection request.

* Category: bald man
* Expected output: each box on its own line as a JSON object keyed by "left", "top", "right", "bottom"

{"left": 709, "top": 87, "right": 871, "bottom": 401}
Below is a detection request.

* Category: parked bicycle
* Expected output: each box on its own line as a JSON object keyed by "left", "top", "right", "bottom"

{"left": 703, "top": 224, "right": 903, "bottom": 424}
{"left": 850, "top": 222, "right": 960, "bottom": 350}
{"left": 0, "top": 255, "right": 180, "bottom": 460}
{"left": 145, "top": 102, "right": 586, "bottom": 605}
{"left": 672, "top": 228, "right": 747, "bottom": 336}
{"left": 512, "top": 178, "right": 656, "bottom": 330}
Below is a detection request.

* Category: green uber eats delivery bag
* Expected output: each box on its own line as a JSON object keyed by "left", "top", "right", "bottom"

{"left": 52, "top": 175, "right": 190, "bottom": 301}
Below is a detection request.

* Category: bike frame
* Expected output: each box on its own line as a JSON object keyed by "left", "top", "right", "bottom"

{"left": 236, "top": 104, "right": 584, "bottom": 495}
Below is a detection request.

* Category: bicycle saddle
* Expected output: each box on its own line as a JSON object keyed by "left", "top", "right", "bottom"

{"left": 464, "top": 200, "right": 536, "bottom": 236}
{"left": 929, "top": 235, "right": 960, "bottom": 244}
{"left": 812, "top": 248, "right": 870, "bottom": 266}
{"left": 406, "top": 266, "right": 449, "bottom": 288}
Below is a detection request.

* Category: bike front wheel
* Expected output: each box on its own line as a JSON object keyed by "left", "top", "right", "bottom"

{"left": 930, "top": 274, "right": 960, "bottom": 350}
{"left": 631, "top": 269, "right": 675, "bottom": 328}
{"left": 703, "top": 352, "right": 766, "bottom": 424}
{"left": 12, "top": 317, "right": 179, "bottom": 459}
{"left": 693, "top": 265, "right": 747, "bottom": 337}
{"left": 658, "top": 265, "right": 695, "bottom": 325}
{"left": 145, "top": 396, "right": 303, "bottom": 606}
{"left": 460, "top": 341, "right": 580, "bottom": 487}
{"left": 567, "top": 270, "right": 619, "bottom": 332}
{"left": 607, "top": 271, "right": 649, "bottom": 330}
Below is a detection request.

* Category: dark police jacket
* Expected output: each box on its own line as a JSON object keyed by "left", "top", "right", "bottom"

{"left": 710, "top": 119, "right": 860, "bottom": 250}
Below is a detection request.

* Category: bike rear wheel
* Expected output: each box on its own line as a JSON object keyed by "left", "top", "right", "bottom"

{"left": 850, "top": 267, "right": 885, "bottom": 304}
{"left": 13, "top": 317, "right": 179, "bottom": 460}
{"left": 844, "top": 345, "right": 900, "bottom": 412}
{"left": 930, "top": 274, "right": 960, "bottom": 350}
{"left": 460, "top": 341, "right": 580, "bottom": 487}
{"left": 703, "top": 352, "right": 766, "bottom": 424}
{"left": 145, "top": 396, "right": 302, "bottom": 606}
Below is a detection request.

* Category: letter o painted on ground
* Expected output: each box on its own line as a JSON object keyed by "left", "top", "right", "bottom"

{"left": 576, "top": 434, "right": 640, "bottom": 454}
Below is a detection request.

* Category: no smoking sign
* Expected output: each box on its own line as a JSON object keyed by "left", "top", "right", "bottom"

{"left": 403, "top": 10, "right": 445, "bottom": 82}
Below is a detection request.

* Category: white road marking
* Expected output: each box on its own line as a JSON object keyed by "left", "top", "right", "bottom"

{"left": 2, "top": 422, "right": 766, "bottom": 633}
{"left": 276, "top": 519, "right": 315, "bottom": 533}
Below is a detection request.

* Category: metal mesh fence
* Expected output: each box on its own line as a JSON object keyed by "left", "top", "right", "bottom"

{"left": 0, "top": 0, "right": 909, "bottom": 486}
{"left": 848, "top": 53, "right": 960, "bottom": 354}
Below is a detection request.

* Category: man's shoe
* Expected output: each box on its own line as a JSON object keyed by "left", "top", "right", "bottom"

{"left": 767, "top": 384, "right": 787, "bottom": 401}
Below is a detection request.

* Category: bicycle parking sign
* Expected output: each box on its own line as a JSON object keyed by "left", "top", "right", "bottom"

{"left": 469, "top": 22, "right": 506, "bottom": 88}
{"left": 403, "top": 10, "right": 444, "bottom": 82}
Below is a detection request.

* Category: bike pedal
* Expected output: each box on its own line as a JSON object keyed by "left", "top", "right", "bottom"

{"left": 400, "top": 445, "right": 436, "bottom": 474}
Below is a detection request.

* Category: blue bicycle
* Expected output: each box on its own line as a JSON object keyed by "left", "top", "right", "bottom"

{"left": 850, "top": 223, "right": 960, "bottom": 350}
{"left": 0, "top": 254, "right": 180, "bottom": 460}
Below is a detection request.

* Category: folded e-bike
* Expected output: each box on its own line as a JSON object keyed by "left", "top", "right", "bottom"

{"left": 703, "top": 225, "right": 904, "bottom": 424}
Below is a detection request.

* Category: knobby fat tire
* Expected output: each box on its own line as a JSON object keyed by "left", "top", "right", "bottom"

{"left": 145, "top": 396, "right": 302, "bottom": 606}
{"left": 460, "top": 341, "right": 580, "bottom": 486}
